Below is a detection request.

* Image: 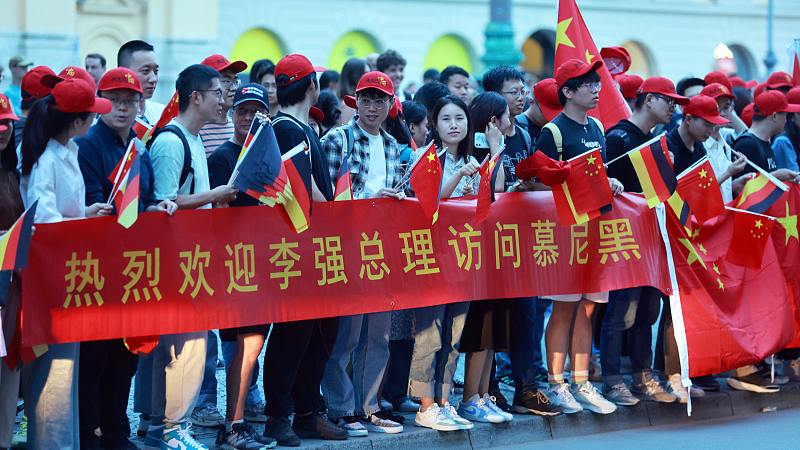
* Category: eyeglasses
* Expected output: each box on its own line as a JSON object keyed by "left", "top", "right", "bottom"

{"left": 653, "top": 94, "right": 676, "bottom": 107}
{"left": 357, "top": 97, "right": 392, "bottom": 109}
{"left": 578, "top": 82, "right": 602, "bottom": 92}
{"left": 499, "top": 89, "right": 530, "bottom": 99}
{"left": 221, "top": 79, "right": 240, "bottom": 90}
{"left": 233, "top": 106, "right": 267, "bottom": 117}
{"left": 197, "top": 89, "right": 223, "bottom": 99}
{"left": 105, "top": 97, "right": 140, "bottom": 108}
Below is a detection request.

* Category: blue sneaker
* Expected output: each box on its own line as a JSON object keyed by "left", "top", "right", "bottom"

{"left": 142, "top": 424, "right": 164, "bottom": 450}
{"left": 161, "top": 422, "right": 208, "bottom": 450}
{"left": 457, "top": 394, "right": 505, "bottom": 423}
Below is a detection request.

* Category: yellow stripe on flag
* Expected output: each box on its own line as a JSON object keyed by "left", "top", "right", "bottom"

{"left": 629, "top": 150, "right": 660, "bottom": 208}
{"left": 735, "top": 174, "right": 770, "bottom": 208}
{"left": 561, "top": 181, "right": 588, "bottom": 225}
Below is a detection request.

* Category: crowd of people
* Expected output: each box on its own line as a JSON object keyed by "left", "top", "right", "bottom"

{"left": 0, "top": 39, "right": 799, "bottom": 450}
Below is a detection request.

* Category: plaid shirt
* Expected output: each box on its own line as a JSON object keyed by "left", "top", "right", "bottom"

{"left": 321, "top": 117, "right": 402, "bottom": 200}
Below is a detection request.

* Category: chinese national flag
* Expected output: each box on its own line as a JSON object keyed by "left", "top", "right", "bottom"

{"left": 726, "top": 210, "right": 775, "bottom": 270}
{"left": 556, "top": 0, "right": 630, "bottom": 129}
{"left": 793, "top": 53, "right": 800, "bottom": 87}
{"left": 766, "top": 185, "right": 800, "bottom": 347}
{"left": 154, "top": 91, "right": 180, "bottom": 130}
{"left": 475, "top": 149, "right": 505, "bottom": 224}
{"left": 677, "top": 159, "right": 725, "bottom": 224}
{"left": 133, "top": 118, "right": 152, "bottom": 143}
{"left": 108, "top": 140, "right": 137, "bottom": 204}
{"left": 551, "top": 149, "right": 613, "bottom": 226}
{"left": 408, "top": 142, "right": 443, "bottom": 223}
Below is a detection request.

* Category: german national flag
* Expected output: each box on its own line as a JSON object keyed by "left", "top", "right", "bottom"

{"left": 0, "top": 200, "right": 38, "bottom": 270}
{"left": 116, "top": 151, "right": 140, "bottom": 229}
{"left": 666, "top": 190, "right": 691, "bottom": 233}
{"left": 627, "top": 134, "right": 677, "bottom": 208}
{"left": 334, "top": 153, "right": 353, "bottom": 202}
{"left": 551, "top": 149, "right": 613, "bottom": 226}
{"left": 277, "top": 142, "right": 312, "bottom": 233}
{"left": 729, "top": 173, "right": 784, "bottom": 214}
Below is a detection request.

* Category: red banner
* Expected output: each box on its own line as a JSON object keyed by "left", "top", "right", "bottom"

{"left": 22, "top": 193, "right": 669, "bottom": 345}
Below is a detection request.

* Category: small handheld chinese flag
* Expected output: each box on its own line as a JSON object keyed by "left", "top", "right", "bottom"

{"left": 475, "top": 148, "right": 505, "bottom": 224}
{"left": 334, "top": 153, "right": 354, "bottom": 202}
{"left": 108, "top": 140, "right": 137, "bottom": 205}
{"left": 677, "top": 158, "right": 725, "bottom": 224}
{"left": 133, "top": 118, "right": 152, "bottom": 142}
{"left": 551, "top": 149, "right": 613, "bottom": 226}
{"left": 141, "top": 91, "right": 180, "bottom": 143}
{"left": 0, "top": 200, "right": 37, "bottom": 270}
{"left": 729, "top": 172, "right": 785, "bottom": 214}
{"left": 408, "top": 142, "right": 443, "bottom": 223}
{"left": 726, "top": 209, "right": 775, "bottom": 270}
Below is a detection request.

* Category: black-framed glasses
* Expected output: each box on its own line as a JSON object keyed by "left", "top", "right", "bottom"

{"left": 653, "top": 94, "right": 675, "bottom": 107}
{"left": 221, "top": 79, "right": 240, "bottom": 90}
{"left": 196, "top": 89, "right": 223, "bottom": 99}
{"left": 578, "top": 82, "right": 602, "bottom": 92}
{"left": 499, "top": 89, "right": 530, "bottom": 99}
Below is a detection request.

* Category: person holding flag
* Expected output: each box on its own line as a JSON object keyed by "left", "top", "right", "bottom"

{"left": 320, "top": 71, "right": 405, "bottom": 437}
{"left": 19, "top": 76, "right": 112, "bottom": 449}
{"left": 75, "top": 66, "right": 177, "bottom": 450}
{"left": 533, "top": 59, "right": 622, "bottom": 415}
{"left": 600, "top": 76, "right": 689, "bottom": 406}
{"left": 700, "top": 83, "right": 748, "bottom": 202}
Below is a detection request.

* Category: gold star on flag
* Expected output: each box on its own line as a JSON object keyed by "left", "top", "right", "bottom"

{"left": 427, "top": 153, "right": 435, "bottom": 162}
{"left": 585, "top": 49, "right": 595, "bottom": 63}
{"left": 587, "top": 155, "right": 596, "bottom": 165}
{"left": 755, "top": 219, "right": 763, "bottom": 229}
{"left": 717, "top": 277, "right": 724, "bottom": 290}
{"left": 699, "top": 169, "right": 707, "bottom": 178}
{"left": 678, "top": 238, "right": 706, "bottom": 269}
{"left": 713, "top": 264, "right": 721, "bottom": 274}
{"left": 691, "top": 228, "right": 701, "bottom": 240}
{"left": 777, "top": 201, "right": 799, "bottom": 245}
{"left": 698, "top": 243, "right": 707, "bottom": 254}
{"left": 556, "top": 18, "right": 575, "bottom": 49}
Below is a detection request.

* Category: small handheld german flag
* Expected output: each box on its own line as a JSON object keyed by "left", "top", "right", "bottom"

{"left": 0, "top": 200, "right": 38, "bottom": 270}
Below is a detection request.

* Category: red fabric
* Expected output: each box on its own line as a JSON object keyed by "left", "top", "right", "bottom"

{"left": 555, "top": 0, "right": 631, "bottom": 130}
{"left": 154, "top": 92, "right": 180, "bottom": 130}
{"left": 551, "top": 149, "right": 613, "bottom": 226}
{"left": 766, "top": 185, "right": 800, "bottom": 347}
{"left": 677, "top": 160, "right": 725, "bottom": 224}
{"left": 725, "top": 210, "right": 774, "bottom": 270}
{"left": 794, "top": 54, "right": 800, "bottom": 87}
{"left": 475, "top": 150, "right": 503, "bottom": 224}
{"left": 408, "top": 143, "right": 442, "bottom": 223}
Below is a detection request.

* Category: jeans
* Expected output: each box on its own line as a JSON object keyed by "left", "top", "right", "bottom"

{"left": 509, "top": 297, "right": 550, "bottom": 396}
{"left": 133, "top": 355, "right": 152, "bottom": 415}
{"left": 195, "top": 330, "right": 219, "bottom": 409}
{"left": 600, "top": 286, "right": 661, "bottom": 387}
{"left": 151, "top": 331, "right": 207, "bottom": 426}
{"left": 220, "top": 341, "right": 263, "bottom": 406}
{"left": 408, "top": 302, "right": 469, "bottom": 399}
{"left": 322, "top": 312, "right": 391, "bottom": 418}
{"left": 495, "top": 352, "right": 512, "bottom": 378}
{"left": 383, "top": 339, "right": 414, "bottom": 406}
{"left": 22, "top": 342, "right": 80, "bottom": 450}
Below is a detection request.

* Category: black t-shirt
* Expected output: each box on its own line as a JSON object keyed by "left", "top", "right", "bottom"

{"left": 733, "top": 131, "right": 777, "bottom": 178}
{"left": 501, "top": 125, "right": 532, "bottom": 190}
{"left": 666, "top": 127, "right": 706, "bottom": 176}
{"left": 515, "top": 114, "right": 543, "bottom": 143}
{"left": 207, "top": 139, "right": 259, "bottom": 208}
{"left": 273, "top": 111, "right": 334, "bottom": 201}
{"left": 534, "top": 112, "right": 606, "bottom": 162}
{"left": 605, "top": 119, "right": 652, "bottom": 193}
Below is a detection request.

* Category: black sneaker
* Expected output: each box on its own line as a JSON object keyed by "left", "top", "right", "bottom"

{"left": 498, "top": 375, "right": 516, "bottom": 389}
{"left": 691, "top": 375, "right": 721, "bottom": 392}
{"left": 511, "top": 389, "right": 564, "bottom": 416}
{"left": 292, "top": 412, "right": 348, "bottom": 441}
{"left": 264, "top": 417, "right": 300, "bottom": 447}
{"left": 488, "top": 388, "right": 512, "bottom": 413}
{"left": 727, "top": 372, "right": 780, "bottom": 393}
{"left": 376, "top": 408, "right": 405, "bottom": 424}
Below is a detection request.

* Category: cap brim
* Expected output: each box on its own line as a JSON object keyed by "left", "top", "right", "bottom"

{"left": 88, "top": 97, "right": 113, "bottom": 114}
{"left": 784, "top": 104, "right": 800, "bottom": 113}
{"left": 664, "top": 93, "right": 690, "bottom": 106}
{"left": 701, "top": 115, "right": 731, "bottom": 125}
{"left": 41, "top": 74, "right": 64, "bottom": 88}
{"left": 225, "top": 61, "right": 248, "bottom": 74}
{"left": 745, "top": 80, "right": 758, "bottom": 89}
{"left": 314, "top": 66, "right": 326, "bottom": 72}
{"left": 539, "top": 102, "right": 562, "bottom": 122}
{"left": 344, "top": 95, "right": 357, "bottom": 109}
{"left": 0, "top": 112, "right": 20, "bottom": 122}
{"left": 309, "top": 106, "right": 324, "bottom": 122}
{"left": 233, "top": 97, "right": 269, "bottom": 109}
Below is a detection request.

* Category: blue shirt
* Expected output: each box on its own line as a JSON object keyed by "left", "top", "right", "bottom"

{"left": 76, "top": 118, "right": 157, "bottom": 213}
{"left": 3, "top": 84, "right": 21, "bottom": 116}
{"left": 772, "top": 135, "right": 799, "bottom": 171}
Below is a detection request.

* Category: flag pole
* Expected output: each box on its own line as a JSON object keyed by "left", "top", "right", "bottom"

{"left": 732, "top": 150, "right": 790, "bottom": 191}
{"left": 605, "top": 132, "right": 666, "bottom": 167}
{"left": 107, "top": 140, "right": 136, "bottom": 205}
{"left": 676, "top": 155, "right": 711, "bottom": 179}
{"left": 724, "top": 206, "right": 776, "bottom": 220}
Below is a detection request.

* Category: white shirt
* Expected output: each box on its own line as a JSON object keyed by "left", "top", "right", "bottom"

{"left": 141, "top": 99, "right": 166, "bottom": 126}
{"left": 361, "top": 128, "right": 386, "bottom": 198}
{"left": 704, "top": 135, "right": 734, "bottom": 203}
{"left": 150, "top": 120, "right": 212, "bottom": 208}
{"left": 20, "top": 138, "right": 86, "bottom": 223}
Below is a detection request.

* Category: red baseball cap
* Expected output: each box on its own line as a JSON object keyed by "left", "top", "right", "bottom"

{"left": 555, "top": 59, "right": 604, "bottom": 89}
{"left": 309, "top": 106, "right": 324, "bottom": 123}
{"left": 201, "top": 54, "right": 247, "bottom": 74}
{"left": 638, "top": 76, "right": 689, "bottom": 105}
{"left": 388, "top": 97, "right": 402, "bottom": 119}
{"left": 51, "top": 79, "right": 112, "bottom": 114}
{"left": 700, "top": 83, "right": 735, "bottom": 101}
{"left": 344, "top": 71, "right": 395, "bottom": 109}
{"left": 616, "top": 74, "right": 643, "bottom": 99}
{"left": 729, "top": 76, "right": 757, "bottom": 90}
{"left": 753, "top": 90, "right": 800, "bottom": 116}
{"left": 742, "top": 103, "right": 755, "bottom": 127}
{"left": 21, "top": 66, "right": 56, "bottom": 100}
{"left": 786, "top": 87, "right": 800, "bottom": 106}
{"left": 754, "top": 82, "right": 767, "bottom": 99}
{"left": 703, "top": 70, "right": 733, "bottom": 92}
{"left": 683, "top": 94, "right": 730, "bottom": 125}
{"left": 766, "top": 71, "right": 793, "bottom": 90}
{"left": 42, "top": 66, "right": 96, "bottom": 89}
{"left": 98, "top": 67, "right": 143, "bottom": 94}
{"left": 275, "top": 54, "right": 325, "bottom": 87}
{"left": 600, "top": 46, "right": 631, "bottom": 76}
{"left": 533, "top": 78, "right": 563, "bottom": 122}
{"left": 0, "top": 94, "right": 20, "bottom": 131}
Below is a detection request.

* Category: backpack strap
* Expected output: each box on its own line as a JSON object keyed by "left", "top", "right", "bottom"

{"left": 147, "top": 124, "right": 194, "bottom": 194}
{"left": 589, "top": 116, "right": 604, "bottom": 134}
{"left": 515, "top": 123, "right": 532, "bottom": 153}
{"left": 543, "top": 122, "right": 563, "bottom": 161}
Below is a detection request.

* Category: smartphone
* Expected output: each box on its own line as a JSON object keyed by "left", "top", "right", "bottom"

{"left": 474, "top": 132, "right": 489, "bottom": 148}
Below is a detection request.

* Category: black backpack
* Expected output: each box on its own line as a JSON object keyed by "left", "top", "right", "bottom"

{"left": 146, "top": 124, "right": 194, "bottom": 194}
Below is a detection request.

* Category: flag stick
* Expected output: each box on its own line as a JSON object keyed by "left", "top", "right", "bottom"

{"left": 677, "top": 156, "right": 711, "bottom": 179}
{"left": 731, "top": 150, "right": 789, "bottom": 191}
{"left": 605, "top": 132, "right": 667, "bottom": 167}
{"left": 393, "top": 145, "right": 445, "bottom": 190}
{"left": 724, "top": 206, "right": 776, "bottom": 220}
{"left": 107, "top": 140, "right": 136, "bottom": 205}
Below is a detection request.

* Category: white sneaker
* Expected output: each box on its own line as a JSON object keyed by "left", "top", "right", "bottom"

{"left": 442, "top": 403, "right": 474, "bottom": 429}
{"left": 457, "top": 394, "right": 504, "bottom": 424}
{"left": 331, "top": 416, "right": 368, "bottom": 437}
{"left": 546, "top": 383, "right": 583, "bottom": 414}
{"left": 414, "top": 404, "right": 459, "bottom": 431}
{"left": 361, "top": 411, "right": 403, "bottom": 434}
{"left": 666, "top": 374, "right": 689, "bottom": 404}
{"left": 571, "top": 381, "right": 617, "bottom": 414}
{"left": 483, "top": 394, "right": 513, "bottom": 422}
